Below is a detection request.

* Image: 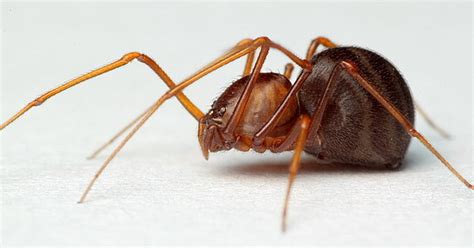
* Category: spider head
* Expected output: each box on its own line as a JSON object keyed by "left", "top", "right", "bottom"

{"left": 198, "top": 104, "right": 231, "bottom": 159}
{"left": 198, "top": 72, "right": 299, "bottom": 159}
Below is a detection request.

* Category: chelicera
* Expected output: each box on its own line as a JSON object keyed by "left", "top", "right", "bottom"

{"left": 1, "top": 36, "right": 472, "bottom": 231}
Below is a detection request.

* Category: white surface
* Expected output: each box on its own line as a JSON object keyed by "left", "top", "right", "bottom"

{"left": 1, "top": 2, "right": 472, "bottom": 246}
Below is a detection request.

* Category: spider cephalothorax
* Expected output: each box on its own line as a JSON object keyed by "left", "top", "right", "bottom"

{"left": 198, "top": 72, "right": 299, "bottom": 157}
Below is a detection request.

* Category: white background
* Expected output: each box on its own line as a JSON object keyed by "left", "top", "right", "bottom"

{"left": 1, "top": 1, "right": 472, "bottom": 246}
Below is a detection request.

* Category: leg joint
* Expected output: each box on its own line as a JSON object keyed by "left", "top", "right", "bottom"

{"left": 300, "top": 115, "right": 311, "bottom": 129}
{"left": 311, "top": 36, "right": 325, "bottom": 44}
{"left": 408, "top": 128, "right": 418, "bottom": 137}
{"left": 254, "top": 36, "right": 271, "bottom": 44}
{"left": 32, "top": 97, "right": 44, "bottom": 106}
{"left": 340, "top": 61, "right": 356, "bottom": 71}
{"left": 311, "top": 36, "right": 337, "bottom": 47}
{"left": 121, "top": 52, "right": 143, "bottom": 62}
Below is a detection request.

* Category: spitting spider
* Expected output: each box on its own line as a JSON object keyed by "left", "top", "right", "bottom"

{"left": 1, "top": 36, "right": 472, "bottom": 231}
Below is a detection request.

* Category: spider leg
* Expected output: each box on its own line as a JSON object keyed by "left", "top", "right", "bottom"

{"left": 201, "top": 38, "right": 255, "bottom": 76}
{"left": 341, "top": 61, "right": 473, "bottom": 190}
{"left": 235, "top": 39, "right": 256, "bottom": 76}
{"left": 0, "top": 53, "right": 202, "bottom": 130}
{"left": 414, "top": 101, "right": 451, "bottom": 138}
{"left": 283, "top": 63, "right": 294, "bottom": 79}
{"left": 306, "top": 36, "right": 338, "bottom": 60}
{"left": 86, "top": 104, "right": 153, "bottom": 159}
{"left": 281, "top": 115, "right": 311, "bottom": 232}
{"left": 281, "top": 36, "right": 336, "bottom": 81}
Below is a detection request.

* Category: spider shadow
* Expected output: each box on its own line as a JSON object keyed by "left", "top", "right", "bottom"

{"left": 215, "top": 150, "right": 424, "bottom": 177}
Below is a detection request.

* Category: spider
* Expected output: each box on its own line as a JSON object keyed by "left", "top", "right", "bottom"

{"left": 1, "top": 36, "right": 471, "bottom": 231}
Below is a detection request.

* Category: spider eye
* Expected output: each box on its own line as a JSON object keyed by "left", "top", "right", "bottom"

{"left": 218, "top": 107, "right": 226, "bottom": 115}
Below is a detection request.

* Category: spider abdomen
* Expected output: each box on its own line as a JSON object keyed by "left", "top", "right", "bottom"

{"left": 299, "top": 47, "right": 415, "bottom": 168}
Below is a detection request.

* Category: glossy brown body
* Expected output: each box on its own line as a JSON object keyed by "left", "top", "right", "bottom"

{"left": 205, "top": 46, "right": 415, "bottom": 169}
{"left": 300, "top": 47, "right": 415, "bottom": 168}
{"left": 203, "top": 73, "right": 299, "bottom": 152}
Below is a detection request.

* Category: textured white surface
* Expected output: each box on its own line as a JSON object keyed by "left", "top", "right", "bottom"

{"left": 1, "top": 2, "right": 473, "bottom": 246}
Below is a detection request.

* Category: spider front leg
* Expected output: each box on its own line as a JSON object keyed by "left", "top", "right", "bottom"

{"left": 0, "top": 53, "right": 203, "bottom": 130}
